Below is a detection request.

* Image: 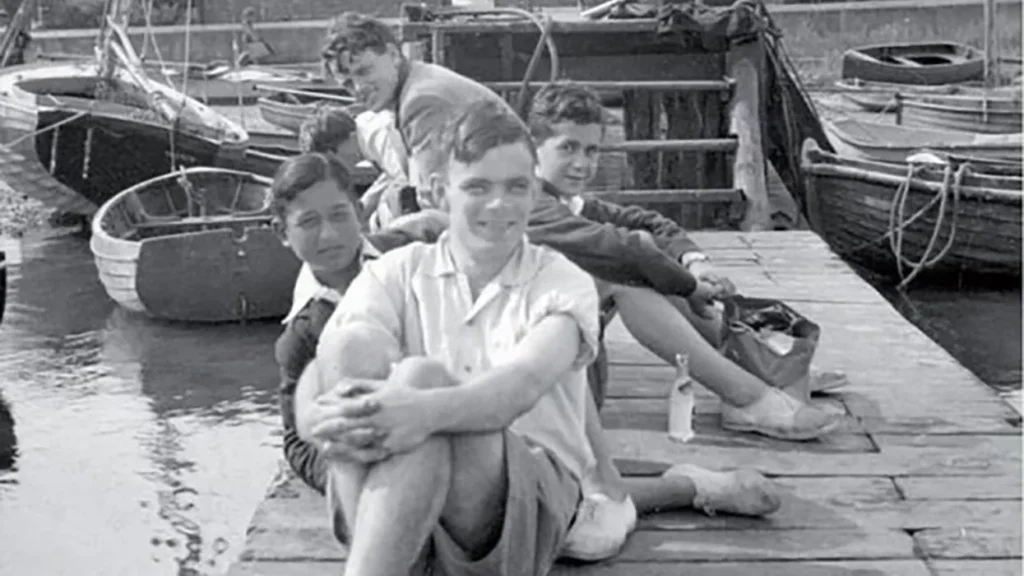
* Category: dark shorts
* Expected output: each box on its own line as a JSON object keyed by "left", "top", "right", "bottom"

{"left": 326, "top": 430, "right": 582, "bottom": 576}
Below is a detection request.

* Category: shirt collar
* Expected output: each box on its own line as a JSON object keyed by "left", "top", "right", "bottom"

{"left": 540, "top": 179, "right": 585, "bottom": 215}
{"left": 420, "top": 231, "right": 536, "bottom": 287}
{"left": 282, "top": 237, "right": 380, "bottom": 324}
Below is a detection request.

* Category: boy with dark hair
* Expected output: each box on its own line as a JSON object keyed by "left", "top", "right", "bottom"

{"left": 320, "top": 11, "right": 518, "bottom": 221}
{"left": 525, "top": 82, "right": 840, "bottom": 439}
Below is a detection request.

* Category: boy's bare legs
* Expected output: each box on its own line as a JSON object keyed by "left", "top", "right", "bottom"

{"left": 316, "top": 322, "right": 400, "bottom": 536}
{"left": 610, "top": 284, "right": 840, "bottom": 440}
{"left": 316, "top": 348, "right": 511, "bottom": 576}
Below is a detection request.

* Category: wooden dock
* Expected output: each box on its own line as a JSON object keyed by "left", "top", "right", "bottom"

{"left": 226, "top": 230, "right": 1022, "bottom": 576}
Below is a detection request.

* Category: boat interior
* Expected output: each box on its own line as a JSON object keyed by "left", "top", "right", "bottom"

{"left": 100, "top": 171, "right": 275, "bottom": 241}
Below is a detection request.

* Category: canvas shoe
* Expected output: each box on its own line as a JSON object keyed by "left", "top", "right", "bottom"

{"left": 665, "top": 464, "right": 781, "bottom": 517}
{"left": 721, "top": 387, "right": 842, "bottom": 441}
{"left": 561, "top": 492, "right": 637, "bottom": 562}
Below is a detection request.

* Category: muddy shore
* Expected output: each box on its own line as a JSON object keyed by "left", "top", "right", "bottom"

{"left": 0, "top": 181, "right": 57, "bottom": 239}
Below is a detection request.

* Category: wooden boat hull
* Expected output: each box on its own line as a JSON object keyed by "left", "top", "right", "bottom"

{"left": 801, "top": 140, "right": 1022, "bottom": 280}
{"left": 0, "top": 250, "right": 5, "bottom": 326}
{"left": 833, "top": 78, "right": 1002, "bottom": 114}
{"left": 257, "top": 86, "right": 354, "bottom": 133}
{"left": 841, "top": 42, "right": 985, "bottom": 86}
{"left": 0, "top": 61, "right": 249, "bottom": 215}
{"left": 823, "top": 118, "right": 1023, "bottom": 164}
{"left": 902, "top": 94, "right": 1023, "bottom": 135}
{"left": 90, "top": 167, "right": 301, "bottom": 323}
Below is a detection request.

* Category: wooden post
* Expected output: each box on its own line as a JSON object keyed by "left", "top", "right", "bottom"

{"left": 984, "top": 0, "right": 1000, "bottom": 87}
{"left": 726, "top": 38, "right": 770, "bottom": 231}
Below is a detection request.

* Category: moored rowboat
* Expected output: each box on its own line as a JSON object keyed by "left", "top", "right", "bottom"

{"left": 257, "top": 86, "right": 354, "bottom": 133}
{"left": 800, "top": 139, "right": 1021, "bottom": 284}
{"left": 822, "top": 117, "right": 1022, "bottom": 164}
{"left": 90, "top": 167, "right": 301, "bottom": 323}
{"left": 832, "top": 78, "right": 1004, "bottom": 113}
{"left": 841, "top": 42, "right": 985, "bottom": 86}
{"left": 901, "top": 94, "right": 1023, "bottom": 134}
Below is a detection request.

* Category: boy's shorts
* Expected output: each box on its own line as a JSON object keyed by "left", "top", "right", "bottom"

{"left": 326, "top": 430, "right": 582, "bottom": 576}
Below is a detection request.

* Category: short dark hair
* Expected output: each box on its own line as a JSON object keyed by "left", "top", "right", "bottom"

{"left": 270, "top": 153, "right": 359, "bottom": 220}
{"left": 527, "top": 82, "right": 605, "bottom": 144}
{"left": 298, "top": 106, "right": 358, "bottom": 154}
{"left": 434, "top": 99, "right": 536, "bottom": 174}
{"left": 321, "top": 12, "right": 399, "bottom": 74}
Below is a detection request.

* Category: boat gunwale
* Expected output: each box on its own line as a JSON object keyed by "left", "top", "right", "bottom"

{"left": 823, "top": 118, "right": 1023, "bottom": 154}
{"left": 802, "top": 150, "right": 1023, "bottom": 204}
{"left": 91, "top": 167, "right": 275, "bottom": 246}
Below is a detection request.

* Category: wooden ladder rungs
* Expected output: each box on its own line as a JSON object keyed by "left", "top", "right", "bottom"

{"left": 484, "top": 79, "right": 734, "bottom": 93}
{"left": 588, "top": 188, "right": 743, "bottom": 204}
{"left": 601, "top": 138, "right": 738, "bottom": 153}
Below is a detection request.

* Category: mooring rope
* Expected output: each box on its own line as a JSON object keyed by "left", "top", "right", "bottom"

{"left": 888, "top": 161, "right": 966, "bottom": 290}
{"left": 3, "top": 109, "right": 90, "bottom": 148}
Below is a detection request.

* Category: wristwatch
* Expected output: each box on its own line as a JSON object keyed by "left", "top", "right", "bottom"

{"left": 681, "top": 252, "right": 710, "bottom": 270}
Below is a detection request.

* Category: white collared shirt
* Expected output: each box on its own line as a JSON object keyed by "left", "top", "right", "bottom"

{"left": 316, "top": 232, "right": 599, "bottom": 479}
{"left": 281, "top": 238, "right": 382, "bottom": 325}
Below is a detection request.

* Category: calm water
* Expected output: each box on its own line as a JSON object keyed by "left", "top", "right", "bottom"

{"left": 0, "top": 231, "right": 1020, "bottom": 576}
{"left": 0, "top": 233, "right": 284, "bottom": 576}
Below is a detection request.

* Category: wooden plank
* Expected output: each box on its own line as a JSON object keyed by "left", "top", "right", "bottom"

{"left": 727, "top": 38, "right": 770, "bottom": 230}
{"left": 895, "top": 475, "right": 1022, "bottom": 501}
{"left": 616, "top": 528, "right": 916, "bottom": 561}
{"left": 483, "top": 79, "right": 734, "bottom": 92}
{"left": 602, "top": 138, "right": 739, "bottom": 154}
{"left": 241, "top": 526, "right": 344, "bottom": 561}
{"left": 588, "top": 188, "right": 743, "bottom": 204}
{"left": 639, "top": 498, "right": 1021, "bottom": 533}
{"left": 929, "top": 560, "right": 1024, "bottom": 576}
{"left": 605, "top": 430, "right": 1022, "bottom": 477}
{"left": 228, "top": 559, "right": 935, "bottom": 576}
{"left": 915, "top": 526, "right": 1022, "bottom": 559}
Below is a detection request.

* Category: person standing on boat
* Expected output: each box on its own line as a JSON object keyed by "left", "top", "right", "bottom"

{"left": 234, "top": 7, "right": 273, "bottom": 67}
{"left": 0, "top": 9, "right": 33, "bottom": 67}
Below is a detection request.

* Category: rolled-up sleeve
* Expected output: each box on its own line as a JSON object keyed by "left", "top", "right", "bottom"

{"left": 526, "top": 253, "right": 601, "bottom": 372}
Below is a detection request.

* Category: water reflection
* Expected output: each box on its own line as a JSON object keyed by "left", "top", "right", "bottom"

{"left": 0, "top": 233, "right": 284, "bottom": 576}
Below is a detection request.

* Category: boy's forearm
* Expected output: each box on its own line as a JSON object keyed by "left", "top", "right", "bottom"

{"left": 421, "top": 363, "right": 553, "bottom": 435}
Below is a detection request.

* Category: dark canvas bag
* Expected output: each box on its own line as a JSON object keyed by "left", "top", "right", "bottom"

{"left": 719, "top": 295, "right": 821, "bottom": 403}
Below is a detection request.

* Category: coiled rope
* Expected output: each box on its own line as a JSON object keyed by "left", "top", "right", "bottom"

{"left": 888, "top": 161, "right": 967, "bottom": 290}
{"left": 828, "top": 160, "right": 969, "bottom": 290}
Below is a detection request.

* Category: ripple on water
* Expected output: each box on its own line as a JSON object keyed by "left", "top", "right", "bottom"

{"left": 0, "top": 233, "right": 286, "bottom": 576}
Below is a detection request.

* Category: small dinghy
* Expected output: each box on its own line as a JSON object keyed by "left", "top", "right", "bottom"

{"left": 823, "top": 117, "right": 1022, "bottom": 163}
{"left": 841, "top": 42, "right": 985, "bottom": 86}
{"left": 90, "top": 167, "right": 301, "bottom": 323}
{"left": 832, "top": 78, "right": 1002, "bottom": 113}
{"left": 257, "top": 85, "right": 355, "bottom": 133}
{"left": 901, "top": 93, "right": 1023, "bottom": 135}
{"left": 801, "top": 139, "right": 1022, "bottom": 286}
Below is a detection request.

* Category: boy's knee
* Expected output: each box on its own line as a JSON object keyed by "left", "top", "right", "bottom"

{"left": 320, "top": 321, "right": 400, "bottom": 379}
{"left": 390, "top": 356, "right": 457, "bottom": 390}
